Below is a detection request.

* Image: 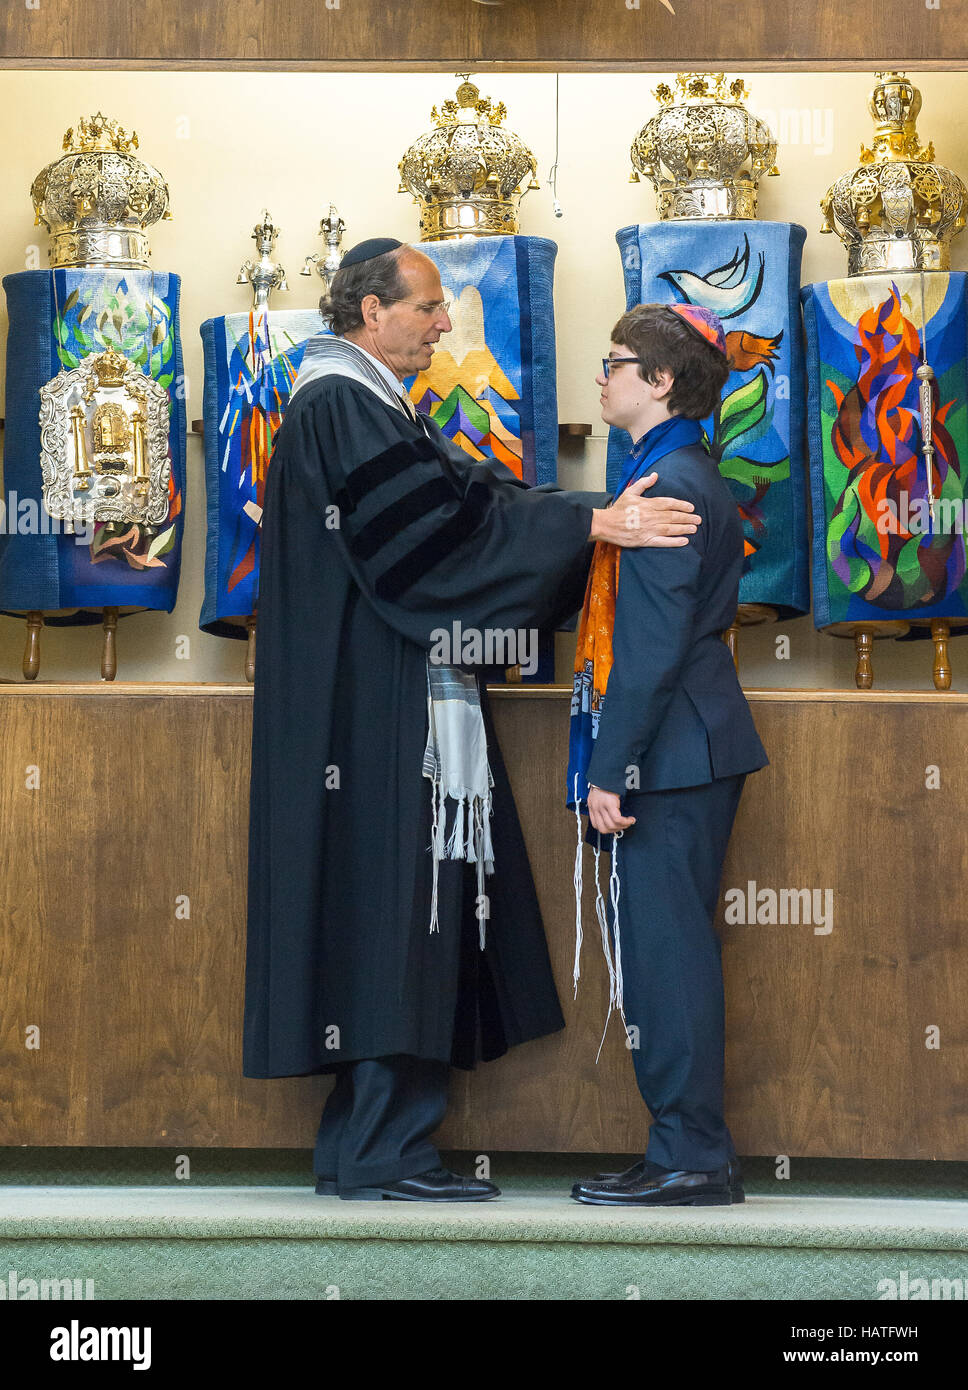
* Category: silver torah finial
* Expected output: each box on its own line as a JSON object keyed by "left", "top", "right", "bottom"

{"left": 301, "top": 206, "right": 346, "bottom": 290}
{"left": 236, "top": 209, "right": 289, "bottom": 309}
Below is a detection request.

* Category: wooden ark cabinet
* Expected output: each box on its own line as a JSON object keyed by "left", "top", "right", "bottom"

{"left": 0, "top": 684, "right": 965, "bottom": 1160}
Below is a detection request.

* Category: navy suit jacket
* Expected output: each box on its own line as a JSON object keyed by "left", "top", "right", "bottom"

{"left": 584, "top": 442, "right": 769, "bottom": 795}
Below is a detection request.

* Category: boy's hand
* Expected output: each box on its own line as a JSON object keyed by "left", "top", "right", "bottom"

{"left": 590, "top": 473, "right": 701, "bottom": 548}
{"left": 587, "top": 785, "right": 637, "bottom": 834}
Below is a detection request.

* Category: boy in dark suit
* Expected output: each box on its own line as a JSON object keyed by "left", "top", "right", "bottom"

{"left": 567, "top": 303, "right": 769, "bottom": 1207}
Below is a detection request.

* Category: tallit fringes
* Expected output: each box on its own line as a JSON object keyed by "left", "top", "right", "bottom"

{"left": 478, "top": 789, "right": 495, "bottom": 872}
{"left": 594, "top": 830, "right": 629, "bottom": 1066}
{"left": 428, "top": 778, "right": 448, "bottom": 935}
{"left": 423, "top": 656, "right": 495, "bottom": 946}
{"left": 476, "top": 831, "right": 487, "bottom": 952}
{"left": 609, "top": 830, "right": 625, "bottom": 1017}
{"left": 428, "top": 776, "right": 440, "bottom": 936}
{"left": 446, "top": 793, "right": 467, "bottom": 859}
{"left": 593, "top": 839, "right": 618, "bottom": 1011}
{"left": 474, "top": 795, "right": 494, "bottom": 952}
{"left": 572, "top": 773, "right": 584, "bottom": 999}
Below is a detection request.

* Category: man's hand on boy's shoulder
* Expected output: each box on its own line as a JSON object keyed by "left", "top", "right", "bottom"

{"left": 590, "top": 472, "right": 702, "bottom": 549}
{"left": 615, "top": 471, "right": 710, "bottom": 568}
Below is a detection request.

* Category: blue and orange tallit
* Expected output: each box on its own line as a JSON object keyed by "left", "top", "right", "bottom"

{"left": 565, "top": 411, "right": 705, "bottom": 1026}
{"left": 567, "top": 413, "right": 705, "bottom": 811}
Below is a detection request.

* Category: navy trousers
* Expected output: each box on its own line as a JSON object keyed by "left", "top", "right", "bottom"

{"left": 313, "top": 1055, "right": 450, "bottom": 1191}
{"left": 610, "top": 773, "right": 746, "bottom": 1172}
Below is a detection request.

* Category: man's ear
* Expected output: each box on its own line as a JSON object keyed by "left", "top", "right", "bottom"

{"left": 359, "top": 293, "right": 382, "bottom": 330}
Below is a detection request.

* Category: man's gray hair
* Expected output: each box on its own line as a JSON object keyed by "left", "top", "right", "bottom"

{"left": 320, "top": 245, "right": 411, "bottom": 336}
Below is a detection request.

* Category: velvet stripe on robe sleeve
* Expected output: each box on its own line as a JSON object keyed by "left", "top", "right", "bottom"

{"left": 283, "top": 377, "right": 605, "bottom": 648}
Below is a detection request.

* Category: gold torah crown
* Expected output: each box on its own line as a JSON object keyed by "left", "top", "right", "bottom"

{"left": 820, "top": 72, "right": 967, "bottom": 275}
{"left": 30, "top": 113, "right": 171, "bottom": 270}
{"left": 630, "top": 72, "right": 779, "bottom": 221}
{"left": 398, "top": 76, "right": 540, "bottom": 241}
{"left": 91, "top": 347, "right": 131, "bottom": 389}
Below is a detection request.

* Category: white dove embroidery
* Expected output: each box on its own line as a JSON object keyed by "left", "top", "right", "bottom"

{"left": 659, "top": 235, "right": 765, "bottom": 320}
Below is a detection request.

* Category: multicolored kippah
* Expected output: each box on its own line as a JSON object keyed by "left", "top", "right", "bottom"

{"left": 663, "top": 303, "right": 728, "bottom": 358}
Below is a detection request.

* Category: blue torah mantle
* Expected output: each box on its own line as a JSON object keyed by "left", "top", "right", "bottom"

{"left": 410, "top": 235, "right": 561, "bottom": 679}
{"left": 0, "top": 268, "right": 186, "bottom": 622}
{"left": 802, "top": 272, "right": 968, "bottom": 636}
{"left": 199, "top": 308, "right": 324, "bottom": 637}
{"left": 412, "top": 236, "right": 559, "bottom": 489}
{"left": 608, "top": 221, "right": 809, "bottom": 617}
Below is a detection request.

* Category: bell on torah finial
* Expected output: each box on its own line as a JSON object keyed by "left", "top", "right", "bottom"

{"left": 819, "top": 71, "right": 967, "bottom": 275}
{"left": 236, "top": 210, "right": 289, "bottom": 308}
{"left": 398, "top": 74, "right": 540, "bottom": 241}
{"left": 30, "top": 113, "right": 171, "bottom": 269}
{"left": 630, "top": 72, "right": 779, "bottom": 221}
{"left": 301, "top": 206, "right": 346, "bottom": 289}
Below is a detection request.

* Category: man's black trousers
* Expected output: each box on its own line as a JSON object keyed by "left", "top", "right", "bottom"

{"left": 313, "top": 1055, "right": 450, "bottom": 1191}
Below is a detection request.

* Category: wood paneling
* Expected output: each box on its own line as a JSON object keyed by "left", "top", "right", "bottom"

{"left": 0, "top": 684, "right": 965, "bottom": 1158}
{"left": 0, "top": 0, "right": 963, "bottom": 68}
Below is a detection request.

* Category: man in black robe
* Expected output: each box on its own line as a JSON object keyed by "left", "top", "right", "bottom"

{"left": 242, "top": 237, "right": 702, "bottom": 1201}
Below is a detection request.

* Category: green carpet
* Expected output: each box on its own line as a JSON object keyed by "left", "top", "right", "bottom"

{"left": 1, "top": 1152, "right": 967, "bottom": 1300}
{"left": 2, "top": 1148, "right": 967, "bottom": 1198}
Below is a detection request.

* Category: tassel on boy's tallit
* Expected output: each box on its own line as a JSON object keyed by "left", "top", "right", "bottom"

{"left": 571, "top": 767, "right": 627, "bottom": 1062}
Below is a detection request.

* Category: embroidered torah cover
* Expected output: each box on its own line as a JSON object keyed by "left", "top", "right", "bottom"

{"left": 410, "top": 235, "right": 559, "bottom": 489}
{"left": 802, "top": 273, "right": 968, "bottom": 630}
{"left": 199, "top": 308, "right": 323, "bottom": 637}
{"left": 412, "top": 235, "right": 560, "bottom": 679}
{"left": 0, "top": 268, "right": 186, "bottom": 621}
{"left": 607, "top": 221, "right": 809, "bottom": 617}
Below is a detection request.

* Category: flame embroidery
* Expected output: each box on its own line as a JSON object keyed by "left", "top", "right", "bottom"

{"left": 826, "top": 283, "right": 964, "bottom": 609}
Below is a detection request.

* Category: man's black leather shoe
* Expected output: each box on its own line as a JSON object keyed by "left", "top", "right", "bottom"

{"left": 586, "top": 1156, "right": 745, "bottom": 1203}
{"left": 587, "top": 1158, "right": 649, "bottom": 1185}
{"left": 314, "top": 1178, "right": 337, "bottom": 1196}
{"left": 572, "top": 1163, "right": 736, "bottom": 1206}
{"left": 337, "top": 1166, "right": 500, "bottom": 1202}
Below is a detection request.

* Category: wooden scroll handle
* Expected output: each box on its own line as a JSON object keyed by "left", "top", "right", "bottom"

{"left": 722, "top": 604, "right": 774, "bottom": 671}
{"left": 100, "top": 607, "right": 119, "bottom": 681}
{"left": 931, "top": 618, "right": 952, "bottom": 691}
{"left": 724, "top": 621, "right": 739, "bottom": 669}
{"left": 853, "top": 627, "right": 874, "bottom": 689}
{"left": 245, "top": 614, "right": 257, "bottom": 684}
{"left": 23, "top": 611, "right": 44, "bottom": 681}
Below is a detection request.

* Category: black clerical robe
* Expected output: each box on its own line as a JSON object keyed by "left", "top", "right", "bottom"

{"left": 243, "top": 375, "right": 604, "bottom": 1077}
